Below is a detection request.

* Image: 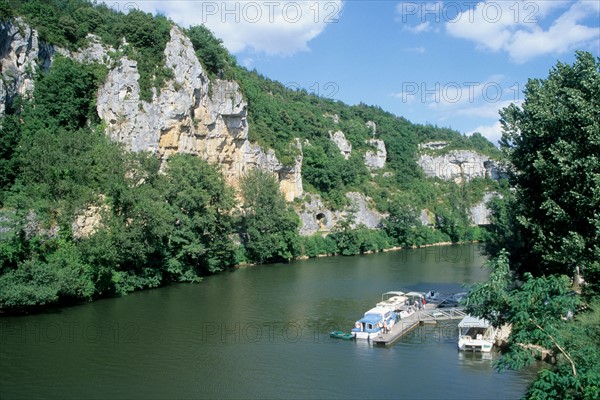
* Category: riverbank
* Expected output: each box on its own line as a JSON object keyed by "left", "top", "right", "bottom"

{"left": 240, "top": 239, "right": 482, "bottom": 266}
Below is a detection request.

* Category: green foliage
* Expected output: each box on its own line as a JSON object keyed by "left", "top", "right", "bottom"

{"left": 240, "top": 169, "right": 301, "bottom": 264}
{"left": 300, "top": 234, "right": 338, "bottom": 258}
{"left": 0, "top": 0, "right": 505, "bottom": 313}
{"left": 164, "top": 154, "right": 237, "bottom": 275}
{"left": 382, "top": 203, "right": 419, "bottom": 247}
{"left": 525, "top": 300, "right": 600, "bottom": 400}
{"left": 497, "top": 51, "right": 600, "bottom": 285}
{"left": 0, "top": 114, "right": 21, "bottom": 203}
{"left": 4, "top": 0, "right": 173, "bottom": 101}
{"left": 469, "top": 53, "right": 600, "bottom": 398}
{"left": 119, "top": 11, "right": 173, "bottom": 101}
{"left": 187, "top": 25, "right": 236, "bottom": 79}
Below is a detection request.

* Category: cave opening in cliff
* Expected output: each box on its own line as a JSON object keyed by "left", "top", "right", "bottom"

{"left": 316, "top": 213, "right": 327, "bottom": 228}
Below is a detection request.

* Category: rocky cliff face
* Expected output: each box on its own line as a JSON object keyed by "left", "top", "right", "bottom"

{"left": 298, "top": 192, "right": 384, "bottom": 236}
{"left": 418, "top": 148, "right": 505, "bottom": 182}
{"left": 470, "top": 192, "right": 500, "bottom": 225}
{"left": 329, "top": 130, "right": 352, "bottom": 160}
{"left": 0, "top": 20, "right": 303, "bottom": 201}
{"left": 96, "top": 26, "right": 303, "bottom": 200}
{"left": 0, "top": 18, "right": 53, "bottom": 117}
{"left": 364, "top": 139, "right": 387, "bottom": 169}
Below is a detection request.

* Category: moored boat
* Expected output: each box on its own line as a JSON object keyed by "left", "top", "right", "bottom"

{"left": 330, "top": 331, "right": 354, "bottom": 340}
{"left": 351, "top": 306, "right": 397, "bottom": 340}
{"left": 457, "top": 315, "right": 497, "bottom": 352}
{"left": 376, "top": 291, "right": 408, "bottom": 309}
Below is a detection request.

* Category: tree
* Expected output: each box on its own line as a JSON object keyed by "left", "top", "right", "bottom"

{"left": 187, "top": 25, "right": 236, "bottom": 78}
{"left": 240, "top": 169, "right": 300, "bottom": 264}
{"left": 382, "top": 203, "right": 419, "bottom": 246}
{"left": 498, "top": 51, "right": 600, "bottom": 289}
{"left": 164, "top": 155, "right": 237, "bottom": 276}
{"left": 468, "top": 52, "right": 600, "bottom": 399}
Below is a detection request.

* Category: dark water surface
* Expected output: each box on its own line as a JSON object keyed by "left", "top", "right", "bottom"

{"left": 1, "top": 244, "right": 537, "bottom": 399}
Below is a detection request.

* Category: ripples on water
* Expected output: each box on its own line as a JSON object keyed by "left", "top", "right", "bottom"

{"left": 0, "top": 245, "right": 537, "bottom": 399}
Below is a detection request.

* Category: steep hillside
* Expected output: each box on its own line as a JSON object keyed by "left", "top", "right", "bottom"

{"left": 0, "top": 0, "right": 509, "bottom": 312}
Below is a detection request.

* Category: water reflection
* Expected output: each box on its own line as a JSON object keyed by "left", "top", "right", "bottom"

{"left": 1, "top": 244, "right": 536, "bottom": 400}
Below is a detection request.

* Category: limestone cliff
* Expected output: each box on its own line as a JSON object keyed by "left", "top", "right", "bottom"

{"left": 299, "top": 192, "right": 384, "bottom": 236}
{"left": 364, "top": 139, "right": 387, "bottom": 169}
{"left": 96, "top": 26, "right": 303, "bottom": 200}
{"left": 0, "top": 20, "right": 303, "bottom": 201}
{"left": 0, "top": 18, "right": 53, "bottom": 117}
{"left": 328, "top": 130, "right": 352, "bottom": 160}
{"left": 417, "top": 145, "right": 505, "bottom": 183}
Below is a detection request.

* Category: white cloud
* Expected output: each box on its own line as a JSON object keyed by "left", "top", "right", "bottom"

{"left": 404, "top": 21, "right": 432, "bottom": 34}
{"left": 403, "top": 46, "right": 426, "bottom": 53}
{"left": 468, "top": 121, "right": 503, "bottom": 145}
{"left": 445, "top": 1, "right": 599, "bottom": 63}
{"left": 106, "top": 1, "right": 343, "bottom": 56}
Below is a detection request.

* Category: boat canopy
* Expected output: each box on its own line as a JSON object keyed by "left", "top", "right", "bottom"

{"left": 458, "top": 316, "right": 490, "bottom": 328}
{"left": 364, "top": 306, "right": 391, "bottom": 317}
{"left": 359, "top": 314, "right": 382, "bottom": 324}
{"left": 382, "top": 291, "right": 405, "bottom": 298}
{"left": 405, "top": 291, "right": 424, "bottom": 297}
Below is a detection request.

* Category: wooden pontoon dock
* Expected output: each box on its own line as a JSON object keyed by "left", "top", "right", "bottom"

{"left": 372, "top": 306, "right": 467, "bottom": 346}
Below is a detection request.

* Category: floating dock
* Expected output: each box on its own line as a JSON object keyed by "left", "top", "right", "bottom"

{"left": 372, "top": 306, "right": 467, "bottom": 346}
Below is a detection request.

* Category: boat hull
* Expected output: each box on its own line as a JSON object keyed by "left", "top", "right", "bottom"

{"left": 458, "top": 338, "right": 494, "bottom": 352}
{"left": 353, "top": 331, "right": 381, "bottom": 340}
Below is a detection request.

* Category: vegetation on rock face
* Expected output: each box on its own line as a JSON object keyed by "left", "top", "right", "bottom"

{"left": 467, "top": 52, "right": 600, "bottom": 399}
{"left": 2, "top": 0, "right": 173, "bottom": 101}
{"left": 1, "top": 0, "right": 501, "bottom": 313}
{"left": 240, "top": 169, "right": 301, "bottom": 264}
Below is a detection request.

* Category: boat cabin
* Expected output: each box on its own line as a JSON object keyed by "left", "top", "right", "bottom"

{"left": 352, "top": 306, "right": 396, "bottom": 339}
{"left": 457, "top": 316, "right": 497, "bottom": 352}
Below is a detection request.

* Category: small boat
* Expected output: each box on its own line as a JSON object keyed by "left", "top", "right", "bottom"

{"left": 329, "top": 331, "right": 354, "bottom": 340}
{"left": 457, "top": 315, "right": 497, "bottom": 352}
{"left": 439, "top": 292, "right": 467, "bottom": 308}
{"left": 425, "top": 290, "right": 442, "bottom": 302}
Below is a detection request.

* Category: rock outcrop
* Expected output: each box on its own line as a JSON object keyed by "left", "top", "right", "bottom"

{"left": 0, "top": 21, "right": 303, "bottom": 201}
{"left": 0, "top": 18, "right": 54, "bottom": 118}
{"left": 470, "top": 192, "right": 499, "bottom": 225}
{"left": 93, "top": 26, "right": 303, "bottom": 200}
{"left": 418, "top": 150, "right": 505, "bottom": 182}
{"left": 366, "top": 120, "right": 377, "bottom": 136}
{"left": 329, "top": 130, "right": 352, "bottom": 160}
{"left": 72, "top": 199, "right": 109, "bottom": 239}
{"left": 298, "top": 192, "right": 384, "bottom": 236}
{"left": 364, "top": 139, "right": 387, "bottom": 169}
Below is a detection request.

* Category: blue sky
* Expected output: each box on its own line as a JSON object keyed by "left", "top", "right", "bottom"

{"left": 111, "top": 1, "right": 600, "bottom": 144}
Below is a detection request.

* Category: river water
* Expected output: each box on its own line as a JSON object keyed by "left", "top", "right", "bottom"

{"left": 0, "top": 244, "right": 537, "bottom": 399}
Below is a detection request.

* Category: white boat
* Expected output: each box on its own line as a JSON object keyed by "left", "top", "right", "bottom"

{"left": 457, "top": 316, "right": 497, "bottom": 352}
{"left": 376, "top": 291, "right": 407, "bottom": 309}
{"left": 351, "top": 306, "right": 397, "bottom": 340}
{"left": 405, "top": 291, "right": 427, "bottom": 310}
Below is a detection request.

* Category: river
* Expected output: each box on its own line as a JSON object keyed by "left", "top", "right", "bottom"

{"left": 0, "top": 244, "right": 537, "bottom": 399}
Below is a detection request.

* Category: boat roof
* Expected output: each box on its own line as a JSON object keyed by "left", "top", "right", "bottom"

{"left": 458, "top": 316, "right": 490, "bottom": 328}
{"left": 359, "top": 314, "right": 382, "bottom": 324}
{"left": 382, "top": 291, "right": 405, "bottom": 297}
{"left": 364, "top": 306, "right": 391, "bottom": 316}
{"left": 405, "top": 291, "right": 424, "bottom": 297}
{"left": 380, "top": 295, "right": 407, "bottom": 302}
